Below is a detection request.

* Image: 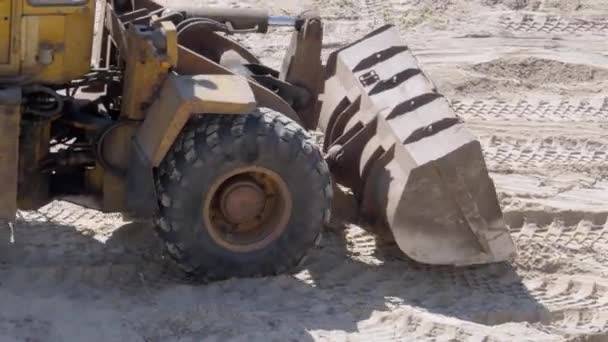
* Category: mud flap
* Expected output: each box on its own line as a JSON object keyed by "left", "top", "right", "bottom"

{"left": 320, "top": 25, "right": 515, "bottom": 265}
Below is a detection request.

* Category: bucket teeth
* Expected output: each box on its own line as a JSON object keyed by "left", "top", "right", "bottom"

{"left": 320, "top": 25, "right": 515, "bottom": 265}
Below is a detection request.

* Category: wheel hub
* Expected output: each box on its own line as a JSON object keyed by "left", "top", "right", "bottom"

{"left": 219, "top": 181, "right": 266, "bottom": 226}
{"left": 204, "top": 167, "right": 292, "bottom": 253}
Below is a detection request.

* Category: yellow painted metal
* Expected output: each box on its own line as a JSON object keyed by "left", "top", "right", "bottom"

{"left": 101, "top": 20, "right": 178, "bottom": 212}
{"left": 0, "top": 1, "right": 12, "bottom": 64}
{"left": 136, "top": 74, "right": 257, "bottom": 167}
{"left": 21, "top": 15, "right": 66, "bottom": 81}
{"left": 20, "top": 16, "right": 38, "bottom": 69}
{"left": 177, "top": 46, "right": 301, "bottom": 124}
{"left": 0, "top": 0, "right": 95, "bottom": 83}
{"left": 0, "top": 88, "right": 21, "bottom": 220}
{"left": 120, "top": 22, "right": 178, "bottom": 121}
{"left": 60, "top": 1, "right": 96, "bottom": 80}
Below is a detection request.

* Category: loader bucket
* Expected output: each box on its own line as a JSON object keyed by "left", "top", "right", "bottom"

{"left": 320, "top": 25, "right": 516, "bottom": 265}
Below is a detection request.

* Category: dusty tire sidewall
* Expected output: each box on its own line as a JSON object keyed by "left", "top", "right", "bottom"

{"left": 158, "top": 113, "right": 330, "bottom": 278}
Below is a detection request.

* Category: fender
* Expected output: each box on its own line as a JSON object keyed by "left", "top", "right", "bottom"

{"left": 176, "top": 45, "right": 302, "bottom": 125}
{"left": 127, "top": 73, "right": 256, "bottom": 216}
{"left": 136, "top": 73, "right": 256, "bottom": 167}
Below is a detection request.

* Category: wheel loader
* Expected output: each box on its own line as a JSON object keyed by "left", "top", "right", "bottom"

{"left": 0, "top": 0, "right": 515, "bottom": 280}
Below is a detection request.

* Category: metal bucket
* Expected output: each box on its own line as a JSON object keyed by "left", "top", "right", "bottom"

{"left": 320, "top": 25, "right": 515, "bottom": 265}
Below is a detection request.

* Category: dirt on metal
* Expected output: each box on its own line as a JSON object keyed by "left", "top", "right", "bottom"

{"left": 1, "top": 0, "right": 607, "bottom": 341}
{"left": 204, "top": 167, "right": 292, "bottom": 253}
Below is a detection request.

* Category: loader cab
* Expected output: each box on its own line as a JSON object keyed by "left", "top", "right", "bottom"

{"left": 0, "top": 0, "right": 95, "bottom": 83}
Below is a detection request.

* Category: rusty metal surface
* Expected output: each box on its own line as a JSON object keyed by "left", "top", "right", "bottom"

{"left": 320, "top": 25, "right": 515, "bottom": 265}
{"left": 203, "top": 166, "right": 292, "bottom": 254}
{"left": 136, "top": 74, "right": 256, "bottom": 167}
{"left": 0, "top": 88, "right": 21, "bottom": 220}
{"left": 101, "top": 2, "right": 284, "bottom": 213}
{"left": 219, "top": 180, "right": 267, "bottom": 225}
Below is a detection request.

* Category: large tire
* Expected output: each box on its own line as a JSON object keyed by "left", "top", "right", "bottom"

{"left": 155, "top": 110, "right": 332, "bottom": 280}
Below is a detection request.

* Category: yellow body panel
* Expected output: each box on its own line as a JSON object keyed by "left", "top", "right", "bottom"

{"left": 0, "top": 0, "right": 95, "bottom": 83}
{"left": 0, "top": 0, "right": 20, "bottom": 74}
{"left": 137, "top": 74, "right": 257, "bottom": 167}
{"left": 100, "top": 20, "right": 180, "bottom": 212}
{"left": 0, "top": 1, "right": 12, "bottom": 64}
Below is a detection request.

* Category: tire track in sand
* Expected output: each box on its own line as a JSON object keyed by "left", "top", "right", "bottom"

{"left": 452, "top": 98, "right": 608, "bottom": 123}
{"left": 499, "top": 13, "right": 608, "bottom": 34}
{"left": 526, "top": 277, "right": 608, "bottom": 333}
{"left": 303, "top": 229, "right": 608, "bottom": 340}
{"left": 508, "top": 212, "right": 608, "bottom": 270}
{"left": 476, "top": 131, "right": 608, "bottom": 175}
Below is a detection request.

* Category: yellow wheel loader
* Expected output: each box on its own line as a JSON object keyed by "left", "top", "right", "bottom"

{"left": 0, "top": 0, "right": 515, "bottom": 280}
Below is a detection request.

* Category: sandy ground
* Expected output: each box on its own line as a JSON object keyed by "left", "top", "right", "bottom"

{"left": 2, "top": 0, "right": 608, "bottom": 341}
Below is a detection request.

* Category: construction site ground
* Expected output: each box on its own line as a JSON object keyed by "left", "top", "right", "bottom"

{"left": 1, "top": 0, "right": 608, "bottom": 341}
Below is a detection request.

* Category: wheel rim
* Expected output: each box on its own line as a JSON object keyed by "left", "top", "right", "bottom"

{"left": 203, "top": 166, "right": 292, "bottom": 253}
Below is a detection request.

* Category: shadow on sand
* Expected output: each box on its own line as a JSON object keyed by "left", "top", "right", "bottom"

{"left": 0, "top": 200, "right": 550, "bottom": 341}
